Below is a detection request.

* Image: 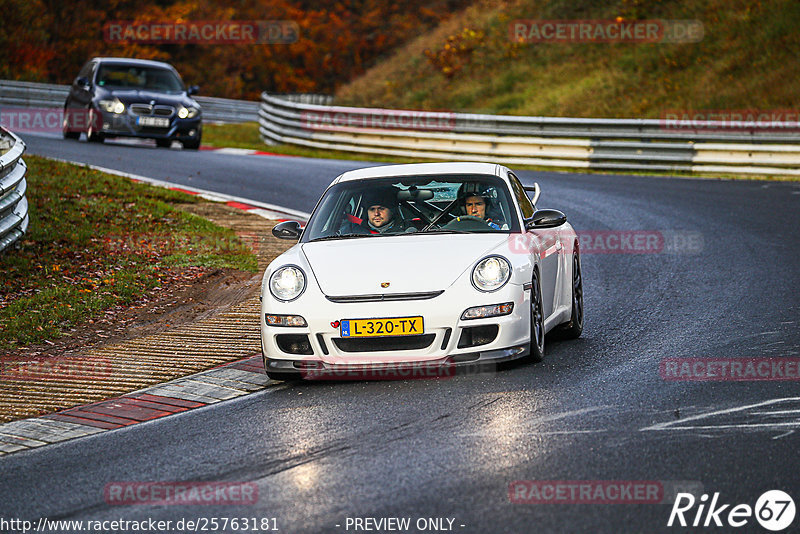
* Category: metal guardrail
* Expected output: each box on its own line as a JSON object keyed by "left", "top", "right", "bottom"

{"left": 0, "top": 127, "right": 29, "bottom": 253}
{"left": 0, "top": 80, "right": 259, "bottom": 123}
{"left": 259, "top": 92, "right": 800, "bottom": 175}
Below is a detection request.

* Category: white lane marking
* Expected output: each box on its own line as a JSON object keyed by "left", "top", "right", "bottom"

{"left": 459, "top": 429, "right": 606, "bottom": 437}
{"left": 41, "top": 156, "right": 311, "bottom": 221}
{"left": 772, "top": 430, "right": 795, "bottom": 440}
{"left": 533, "top": 405, "right": 610, "bottom": 423}
{"left": 641, "top": 397, "right": 800, "bottom": 431}
{"left": 212, "top": 147, "right": 258, "bottom": 155}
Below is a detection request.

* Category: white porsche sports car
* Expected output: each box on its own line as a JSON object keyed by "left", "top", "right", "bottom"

{"left": 260, "top": 162, "right": 583, "bottom": 380}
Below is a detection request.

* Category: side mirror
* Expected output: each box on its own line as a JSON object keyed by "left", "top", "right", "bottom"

{"left": 76, "top": 77, "right": 90, "bottom": 88}
{"left": 272, "top": 220, "right": 302, "bottom": 240}
{"left": 187, "top": 85, "right": 199, "bottom": 96}
{"left": 525, "top": 209, "right": 567, "bottom": 230}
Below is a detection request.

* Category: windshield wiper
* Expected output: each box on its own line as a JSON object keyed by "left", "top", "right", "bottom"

{"left": 417, "top": 229, "right": 471, "bottom": 235}
{"left": 307, "top": 233, "right": 368, "bottom": 242}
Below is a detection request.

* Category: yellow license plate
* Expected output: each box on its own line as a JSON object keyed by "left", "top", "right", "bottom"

{"left": 340, "top": 316, "right": 424, "bottom": 337}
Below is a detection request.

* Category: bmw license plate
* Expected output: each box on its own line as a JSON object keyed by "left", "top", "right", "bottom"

{"left": 137, "top": 116, "right": 170, "bottom": 128}
{"left": 340, "top": 316, "right": 423, "bottom": 337}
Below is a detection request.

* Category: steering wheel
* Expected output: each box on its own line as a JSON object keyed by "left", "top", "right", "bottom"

{"left": 441, "top": 215, "right": 494, "bottom": 231}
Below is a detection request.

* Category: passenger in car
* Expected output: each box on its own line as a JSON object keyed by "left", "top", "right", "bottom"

{"left": 338, "top": 188, "right": 409, "bottom": 235}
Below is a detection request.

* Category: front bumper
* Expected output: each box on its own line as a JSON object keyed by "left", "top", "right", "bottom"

{"left": 263, "top": 344, "right": 529, "bottom": 379}
{"left": 96, "top": 110, "right": 201, "bottom": 140}
{"left": 261, "top": 281, "right": 533, "bottom": 379}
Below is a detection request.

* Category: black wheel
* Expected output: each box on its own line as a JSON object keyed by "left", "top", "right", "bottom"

{"left": 182, "top": 134, "right": 201, "bottom": 150}
{"left": 555, "top": 244, "right": 584, "bottom": 339}
{"left": 86, "top": 108, "right": 104, "bottom": 143}
{"left": 156, "top": 138, "right": 172, "bottom": 148}
{"left": 62, "top": 105, "right": 79, "bottom": 140}
{"left": 529, "top": 268, "right": 545, "bottom": 362}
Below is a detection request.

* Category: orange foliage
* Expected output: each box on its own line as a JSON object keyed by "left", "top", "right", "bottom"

{"left": 0, "top": 0, "right": 470, "bottom": 99}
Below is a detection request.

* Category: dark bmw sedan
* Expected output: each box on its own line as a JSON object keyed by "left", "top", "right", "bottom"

{"left": 63, "top": 57, "right": 202, "bottom": 149}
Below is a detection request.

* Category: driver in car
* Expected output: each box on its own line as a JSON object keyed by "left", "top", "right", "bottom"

{"left": 458, "top": 185, "right": 504, "bottom": 230}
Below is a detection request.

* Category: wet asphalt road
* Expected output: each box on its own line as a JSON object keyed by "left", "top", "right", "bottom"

{"left": 2, "top": 134, "right": 800, "bottom": 533}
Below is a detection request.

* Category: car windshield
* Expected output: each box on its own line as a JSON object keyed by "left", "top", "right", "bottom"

{"left": 96, "top": 65, "right": 184, "bottom": 93}
{"left": 302, "top": 174, "right": 520, "bottom": 242}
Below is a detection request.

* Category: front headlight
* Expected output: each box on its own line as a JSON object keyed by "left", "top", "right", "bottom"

{"left": 98, "top": 99, "right": 125, "bottom": 114}
{"left": 269, "top": 266, "right": 306, "bottom": 301}
{"left": 177, "top": 106, "right": 199, "bottom": 119}
{"left": 471, "top": 255, "right": 511, "bottom": 292}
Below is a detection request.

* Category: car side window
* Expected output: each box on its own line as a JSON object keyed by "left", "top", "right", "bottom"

{"left": 509, "top": 172, "right": 534, "bottom": 219}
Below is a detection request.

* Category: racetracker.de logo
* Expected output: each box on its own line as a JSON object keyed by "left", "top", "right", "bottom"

{"left": 299, "top": 360, "right": 496, "bottom": 381}
{"left": 104, "top": 482, "right": 258, "bottom": 505}
{"left": 1, "top": 356, "right": 112, "bottom": 381}
{"left": 103, "top": 20, "right": 299, "bottom": 44}
{"left": 509, "top": 480, "right": 664, "bottom": 504}
{"left": 0, "top": 107, "right": 97, "bottom": 134}
{"left": 660, "top": 358, "right": 800, "bottom": 381}
{"left": 660, "top": 109, "right": 800, "bottom": 133}
{"left": 509, "top": 19, "right": 704, "bottom": 44}
{"left": 300, "top": 110, "right": 456, "bottom": 132}
{"left": 508, "top": 230, "right": 704, "bottom": 256}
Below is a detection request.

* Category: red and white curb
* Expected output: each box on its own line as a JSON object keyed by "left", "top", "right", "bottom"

{"left": 0, "top": 356, "right": 272, "bottom": 456}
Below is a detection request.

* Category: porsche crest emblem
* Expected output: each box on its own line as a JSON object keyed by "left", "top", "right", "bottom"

{"left": 380, "top": 282, "right": 390, "bottom": 288}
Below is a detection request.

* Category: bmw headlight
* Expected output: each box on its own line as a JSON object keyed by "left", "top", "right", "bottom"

{"left": 177, "top": 106, "right": 199, "bottom": 119}
{"left": 269, "top": 266, "right": 306, "bottom": 301}
{"left": 98, "top": 99, "right": 125, "bottom": 114}
{"left": 472, "top": 255, "right": 511, "bottom": 292}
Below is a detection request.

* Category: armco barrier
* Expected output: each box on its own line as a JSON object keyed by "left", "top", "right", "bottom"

{"left": 0, "top": 127, "right": 29, "bottom": 253}
{"left": 259, "top": 93, "right": 800, "bottom": 176}
{"left": 0, "top": 80, "right": 258, "bottom": 124}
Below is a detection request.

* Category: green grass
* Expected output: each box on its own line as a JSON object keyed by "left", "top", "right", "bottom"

{"left": 202, "top": 122, "right": 440, "bottom": 164}
{"left": 335, "top": 0, "right": 800, "bottom": 118}
{"left": 0, "top": 156, "right": 258, "bottom": 352}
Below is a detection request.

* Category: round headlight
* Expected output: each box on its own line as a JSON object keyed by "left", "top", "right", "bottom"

{"left": 472, "top": 256, "right": 511, "bottom": 292}
{"left": 177, "top": 106, "right": 198, "bottom": 119}
{"left": 99, "top": 99, "right": 125, "bottom": 114}
{"left": 269, "top": 266, "right": 306, "bottom": 301}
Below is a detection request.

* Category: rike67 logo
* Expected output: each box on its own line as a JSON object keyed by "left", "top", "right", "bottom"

{"left": 668, "top": 490, "right": 795, "bottom": 531}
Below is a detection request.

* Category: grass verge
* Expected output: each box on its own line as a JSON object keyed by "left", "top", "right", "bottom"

{"left": 202, "top": 122, "right": 434, "bottom": 164}
{"left": 0, "top": 156, "right": 258, "bottom": 352}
